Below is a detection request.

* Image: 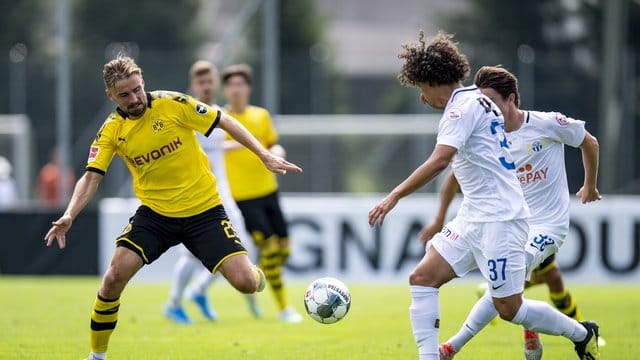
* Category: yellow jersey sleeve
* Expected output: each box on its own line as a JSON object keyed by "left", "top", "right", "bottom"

{"left": 263, "top": 110, "right": 279, "bottom": 147}
{"left": 174, "top": 94, "right": 221, "bottom": 137}
{"left": 86, "top": 114, "right": 118, "bottom": 175}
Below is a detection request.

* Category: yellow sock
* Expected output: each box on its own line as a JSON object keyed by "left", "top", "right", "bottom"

{"left": 279, "top": 246, "right": 290, "bottom": 265}
{"left": 90, "top": 295, "right": 120, "bottom": 354}
{"left": 260, "top": 245, "right": 288, "bottom": 310}
{"left": 550, "top": 289, "right": 583, "bottom": 321}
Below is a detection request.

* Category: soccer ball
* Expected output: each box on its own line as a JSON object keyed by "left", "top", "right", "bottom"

{"left": 303, "top": 277, "right": 351, "bottom": 324}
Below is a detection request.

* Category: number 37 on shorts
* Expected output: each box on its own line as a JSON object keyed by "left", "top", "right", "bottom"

{"left": 487, "top": 258, "right": 507, "bottom": 282}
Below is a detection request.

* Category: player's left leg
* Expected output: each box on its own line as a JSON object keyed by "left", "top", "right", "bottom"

{"left": 217, "top": 253, "right": 265, "bottom": 293}
{"left": 183, "top": 205, "right": 265, "bottom": 295}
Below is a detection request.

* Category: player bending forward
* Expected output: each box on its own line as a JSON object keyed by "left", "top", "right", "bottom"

{"left": 164, "top": 60, "right": 261, "bottom": 324}
{"left": 44, "top": 56, "right": 301, "bottom": 360}
{"left": 368, "top": 31, "right": 600, "bottom": 360}
{"left": 420, "top": 66, "right": 601, "bottom": 360}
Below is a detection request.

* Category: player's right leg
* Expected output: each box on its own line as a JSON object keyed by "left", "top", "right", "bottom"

{"left": 532, "top": 257, "right": 584, "bottom": 321}
{"left": 86, "top": 205, "right": 182, "bottom": 360}
{"left": 88, "top": 247, "right": 143, "bottom": 360}
{"left": 413, "top": 218, "right": 476, "bottom": 360}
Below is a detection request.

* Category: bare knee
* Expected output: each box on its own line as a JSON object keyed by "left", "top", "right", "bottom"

{"left": 100, "top": 266, "right": 130, "bottom": 298}
{"left": 493, "top": 295, "right": 522, "bottom": 321}
{"left": 409, "top": 268, "right": 449, "bottom": 288}
{"left": 219, "top": 254, "right": 260, "bottom": 294}
{"left": 99, "top": 247, "right": 142, "bottom": 299}
{"left": 228, "top": 269, "right": 259, "bottom": 294}
{"left": 408, "top": 249, "right": 455, "bottom": 288}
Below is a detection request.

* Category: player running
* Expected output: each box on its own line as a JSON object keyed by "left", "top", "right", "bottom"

{"left": 164, "top": 60, "right": 261, "bottom": 324}
{"left": 221, "top": 64, "right": 303, "bottom": 323}
{"left": 44, "top": 55, "right": 301, "bottom": 360}
{"left": 419, "top": 65, "right": 601, "bottom": 360}
{"left": 368, "top": 31, "right": 600, "bottom": 360}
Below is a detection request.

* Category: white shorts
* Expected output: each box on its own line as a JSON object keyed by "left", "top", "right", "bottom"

{"left": 524, "top": 227, "right": 565, "bottom": 280}
{"left": 428, "top": 217, "right": 528, "bottom": 298}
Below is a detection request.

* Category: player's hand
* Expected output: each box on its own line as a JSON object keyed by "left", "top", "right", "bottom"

{"left": 418, "top": 221, "right": 443, "bottom": 245}
{"left": 263, "top": 153, "right": 302, "bottom": 175}
{"left": 576, "top": 186, "right": 602, "bottom": 204}
{"left": 368, "top": 194, "right": 399, "bottom": 227}
{"left": 44, "top": 215, "right": 73, "bottom": 249}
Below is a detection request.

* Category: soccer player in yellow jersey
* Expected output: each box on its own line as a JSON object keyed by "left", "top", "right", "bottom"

{"left": 221, "top": 64, "right": 303, "bottom": 323}
{"left": 43, "top": 56, "right": 302, "bottom": 360}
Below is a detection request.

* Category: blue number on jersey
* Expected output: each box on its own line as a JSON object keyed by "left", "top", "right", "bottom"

{"left": 477, "top": 97, "right": 516, "bottom": 170}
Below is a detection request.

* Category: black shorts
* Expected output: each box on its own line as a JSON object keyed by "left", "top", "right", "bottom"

{"left": 116, "top": 205, "right": 247, "bottom": 272}
{"left": 236, "top": 191, "right": 288, "bottom": 246}
{"left": 535, "top": 253, "right": 556, "bottom": 274}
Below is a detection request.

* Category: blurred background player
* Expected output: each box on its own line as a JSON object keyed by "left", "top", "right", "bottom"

{"left": 368, "top": 31, "right": 600, "bottom": 360}
{"left": 221, "top": 64, "right": 303, "bottom": 323}
{"left": 44, "top": 55, "right": 302, "bottom": 360}
{"left": 37, "top": 147, "right": 76, "bottom": 208}
{"left": 420, "top": 65, "right": 602, "bottom": 360}
{"left": 165, "top": 60, "right": 261, "bottom": 324}
{"left": 0, "top": 156, "right": 18, "bottom": 210}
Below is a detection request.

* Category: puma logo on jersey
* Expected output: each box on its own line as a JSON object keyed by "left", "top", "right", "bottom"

{"left": 441, "top": 226, "right": 459, "bottom": 241}
{"left": 131, "top": 137, "right": 183, "bottom": 166}
{"left": 517, "top": 163, "right": 548, "bottom": 185}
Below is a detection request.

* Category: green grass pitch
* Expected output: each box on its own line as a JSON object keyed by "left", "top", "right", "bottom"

{"left": 0, "top": 276, "right": 637, "bottom": 359}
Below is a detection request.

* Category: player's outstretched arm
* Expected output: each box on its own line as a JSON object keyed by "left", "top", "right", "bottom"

{"left": 368, "top": 144, "right": 457, "bottom": 227}
{"left": 218, "top": 113, "right": 302, "bottom": 175}
{"left": 419, "top": 170, "right": 459, "bottom": 244}
{"left": 576, "top": 130, "right": 602, "bottom": 203}
{"left": 44, "top": 171, "right": 103, "bottom": 249}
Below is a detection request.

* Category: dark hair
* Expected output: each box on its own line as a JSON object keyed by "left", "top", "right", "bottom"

{"left": 397, "top": 30, "right": 470, "bottom": 87}
{"left": 474, "top": 66, "right": 520, "bottom": 107}
{"left": 221, "top": 64, "right": 252, "bottom": 85}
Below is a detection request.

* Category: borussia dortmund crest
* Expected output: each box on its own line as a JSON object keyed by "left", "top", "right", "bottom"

{"left": 152, "top": 120, "right": 165, "bottom": 133}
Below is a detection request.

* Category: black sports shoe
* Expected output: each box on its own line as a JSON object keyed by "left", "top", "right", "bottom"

{"left": 573, "top": 321, "right": 600, "bottom": 360}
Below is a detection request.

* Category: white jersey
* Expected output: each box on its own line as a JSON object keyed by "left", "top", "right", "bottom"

{"left": 507, "top": 111, "right": 586, "bottom": 236}
{"left": 436, "top": 86, "right": 529, "bottom": 222}
{"left": 196, "top": 105, "right": 251, "bottom": 242}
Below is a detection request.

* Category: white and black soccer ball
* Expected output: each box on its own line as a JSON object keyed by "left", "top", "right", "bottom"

{"left": 303, "top": 277, "right": 351, "bottom": 324}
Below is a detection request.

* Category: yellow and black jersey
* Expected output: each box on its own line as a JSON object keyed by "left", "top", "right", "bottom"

{"left": 224, "top": 105, "right": 279, "bottom": 201}
{"left": 87, "top": 91, "right": 222, "bottom": 217}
